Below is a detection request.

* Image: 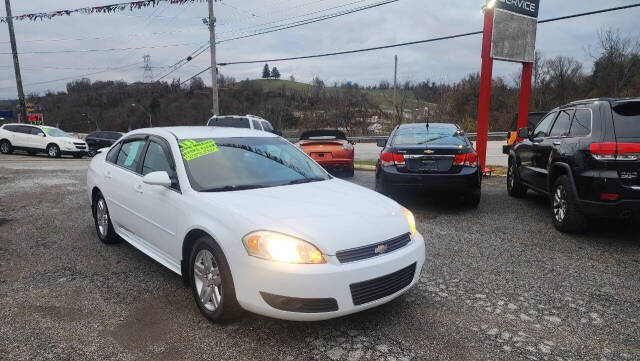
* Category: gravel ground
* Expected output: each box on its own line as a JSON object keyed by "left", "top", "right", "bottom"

{"left": 0, "top": 154, "right": 639, "bottom": 361}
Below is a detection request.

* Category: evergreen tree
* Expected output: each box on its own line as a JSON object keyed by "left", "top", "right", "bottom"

{"left": 262, "top": 64, "right": 271, "bottom": 79}
{"left": 271, "top": 66, "right": 281, "bottom": 79}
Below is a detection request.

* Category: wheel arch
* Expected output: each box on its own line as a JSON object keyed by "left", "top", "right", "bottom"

{"left": 181, "top": 228, "right": 216, "bottom": 285}
{"left": 548, "top": 162, "right": 580, "bottom": 200}
{"left": 46, "top": 142, "right": 60, "bottom": 150}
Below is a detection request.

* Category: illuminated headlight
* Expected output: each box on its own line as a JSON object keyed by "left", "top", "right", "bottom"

{"left": 402, "top": 207, "right": 417, "bottom": 236}
{"left": 242, "top": 231, "right": 326, "bottom": 264}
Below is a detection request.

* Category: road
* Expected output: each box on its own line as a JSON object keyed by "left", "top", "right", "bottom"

{"left": 0, "top": 154, "right": 638, "bottom": 361}
{"left": 355, "top": 141, "right": 507, "bottom": 166}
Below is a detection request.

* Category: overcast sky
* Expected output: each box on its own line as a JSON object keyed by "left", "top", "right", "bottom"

{"left": 1, "top": 0, "right": 639, "bottom": 100}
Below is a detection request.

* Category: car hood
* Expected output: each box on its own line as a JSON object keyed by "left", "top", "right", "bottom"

{"left": 200, "top": 178, "right": 411, "bottom": 255}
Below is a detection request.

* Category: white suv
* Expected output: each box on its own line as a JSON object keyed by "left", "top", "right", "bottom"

{"left": 0, "top": 123, "right": 88, "bottom": 158}
{"left": 206, "top": 115, "right": 277, "bottom": 134}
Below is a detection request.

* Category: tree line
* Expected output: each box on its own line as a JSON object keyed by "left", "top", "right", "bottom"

{"left": 0, "top": 28, "right": 637, "bottom": 135}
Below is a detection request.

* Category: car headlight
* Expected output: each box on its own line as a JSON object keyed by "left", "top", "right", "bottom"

{"left": 242, "top": 231, "right": 326, "bottom": 264}
{"left": 342, "top": 143, "right": 353, "bottom": 150}
{"left": 402, "top": 207, "right": 416, "bottom": 236}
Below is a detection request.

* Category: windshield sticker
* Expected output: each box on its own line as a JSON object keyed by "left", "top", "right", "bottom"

{"left": 42, "top": 128, "right": 50, "bottom": 133}
{"left": 179, "top": 140, "right": 219, "bottom": 161}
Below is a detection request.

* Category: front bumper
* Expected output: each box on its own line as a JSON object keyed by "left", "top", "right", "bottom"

{"left": 233, "top": 232, "right": 426, "bottom": 321}
{"left": 61, "top": 150, "right": 88, "bottom": 156}
{"left": 380, "top": 165, "right": 480, "bottom": 192}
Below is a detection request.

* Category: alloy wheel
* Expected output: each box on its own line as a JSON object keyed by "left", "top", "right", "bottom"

{"left": 96, "top": 198, "right": 109, "bottom": 238}
{"left": 553, "top": 185, "right": 568, "bottom": 223}
{"left": 193, "top": 249, "right": 222, "bottom": 312}
{"left": 0, "top": 142, "right": 8, "bottom": 153}
{"left": 507, "top": 162, "right": 515, "bottom": 190}
{"left": 48, "top": 146, "right": 58, "bottom": 157}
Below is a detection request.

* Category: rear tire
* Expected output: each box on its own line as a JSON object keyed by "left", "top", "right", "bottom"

{"left": 189, "top": 236, "right": 243, "bottom": 323}
{"left": 507, "top": 158, "right": 527, "bottom": 198}
{"left": 92, "top": 193, "right": 121, "bottom": 244}
{"left": 551, "top": 175, "right": 587, "bottom": 233}
{"left": 345, "top": 165, "right": 355, "bottom": 178}
{"left": 464, "top": 187, "right": 481, "bottom": 208}
{"left": 0, "top": 140, "right": 12, "bottom": 154}
{"left": 47, "top": 144, "right": 61, "bottom": 158}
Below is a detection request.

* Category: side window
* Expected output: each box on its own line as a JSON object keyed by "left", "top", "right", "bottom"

{"left": 261, "top": 121, "right": 274, "bottom": 132}
{"left": 4, "top": 125, "right": 18, "bottom": 132}
{"left": 18, "top": 126, "right": 33, "bottom": 134}
{"left": 115, "top": 139, "right": 146, "bottom": 172}
{"left": 109, "top": 133, "right": 123, "bottom": 140}
{"left": 532, "top": 112, "right": 557, "bottom": 138}
{"left": 251, "top": 119, "right": 262, "bottom": 130}
{"left": 106, "top": 142, "right": 122, "bottom": 163}
{"left": 30, "top": 127, "right": 45, "bottom": 136}
{"left": 569, "top": 109, "right": 592, "bottom": 137}
{"left": 141, "top": 141, "right": 176, "bottom": 180}
{"left": 549, "top": 110, "right": 572, "bottom": 137}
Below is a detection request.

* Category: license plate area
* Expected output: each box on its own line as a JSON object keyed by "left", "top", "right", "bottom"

{"left": 311, "top": 152, "right": 332, "bottom": 160}
{"left": 419, "top": 159, "right": 437, "bottom": 171}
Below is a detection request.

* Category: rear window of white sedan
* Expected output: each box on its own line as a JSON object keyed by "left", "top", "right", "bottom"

{"left": 179, "top": 137, "right": 330, "bottom": 192}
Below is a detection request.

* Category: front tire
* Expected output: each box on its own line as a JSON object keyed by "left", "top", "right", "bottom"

{"left": 47, "top": 144, "right": 61, "bottom": 158}
{"left": 189, "top": 236, "right": 243, "bottom": 323}
{"left": 345, "top": 165, "right": 355, "bottom": 178}
{"left": 0, "top": 140, "right": 12, "bottom": 154}
{"left": 93, "top": 193, "right": 121, "bottom": 244}
{"left": 551, "top": 175, "right": 587, "bottom": 233}
{"left": 507, "top": 158, "right": 527, "bottom": 197}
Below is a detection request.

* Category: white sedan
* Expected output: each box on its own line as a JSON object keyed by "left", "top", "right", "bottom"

{"left": 87, "top": 126, "right": 425, "bottom": 322}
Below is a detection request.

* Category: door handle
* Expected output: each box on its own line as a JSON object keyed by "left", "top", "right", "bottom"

{"left": 135, "top": 184, "right": 144, "bottom": 194}
{"left": 104, "top": 170, "right": 112, "bottom": 179}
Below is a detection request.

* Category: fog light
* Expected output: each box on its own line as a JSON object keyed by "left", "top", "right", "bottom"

{"left": 600, "top": 193, "right": 619, "bottom": 201}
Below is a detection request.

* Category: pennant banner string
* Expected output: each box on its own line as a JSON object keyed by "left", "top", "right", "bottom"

{"left": 1, "top": 0, "right": 209, "bottom": 24}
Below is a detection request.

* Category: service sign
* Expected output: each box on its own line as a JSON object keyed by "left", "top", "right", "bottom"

{"left": 493, "top": 0, "right": 540, "bottom": 18}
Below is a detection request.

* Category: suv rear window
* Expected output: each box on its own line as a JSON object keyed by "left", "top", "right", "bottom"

{"left": 208, "top": 117, "right": 250, "bottom": 129}
{"left": 613, "top": 102, "right": 640, "bottom": 140}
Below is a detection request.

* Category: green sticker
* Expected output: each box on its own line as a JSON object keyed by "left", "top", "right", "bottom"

{"left": 42, "top": 128, "right": 50, "bottom": 133}
{"left": 179, "top": 139, "right": 219, "bottom": 161}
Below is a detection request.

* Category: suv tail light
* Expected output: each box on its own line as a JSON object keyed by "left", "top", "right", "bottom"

{"left": 453, "top": 151, "right": 478, "bottom": 167}
{"left": 380, "top": 152, "right": 406, "bottom": 167}
{"left": 590, "top": 142, "right": 640, "bottom": 161}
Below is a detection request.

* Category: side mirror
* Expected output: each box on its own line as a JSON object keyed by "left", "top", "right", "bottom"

{"left": 376, "top": 139, "right": 387, "bottom": 148}
{"left": 517, "top": 127, "right": 531, "bottom": 139}
{"left": 39, "top": 133, "right": 46, "bottom": 137}
{"left": 142, "top": 171, "right": 171, "bottom": 187}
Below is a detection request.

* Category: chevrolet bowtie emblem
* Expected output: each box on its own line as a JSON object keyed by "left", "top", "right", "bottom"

{"left": 424, "top": 149, "right": 435, "bottom": 154}
{"left": 374, "top": 244, "right": 388, "bottom": 254}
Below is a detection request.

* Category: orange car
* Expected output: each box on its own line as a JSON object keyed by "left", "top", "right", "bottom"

{"left": 296, "top": 129, "right": 355, "bottom": 177}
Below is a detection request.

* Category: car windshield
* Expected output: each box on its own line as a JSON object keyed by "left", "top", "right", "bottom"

{"left": 208, "top": 117, "right": 250, "bottom": 128}
{"left": 179, "top": 137, "right": 330, "bottom": 192}
{"left": 42, "top": 127, "right": 71, "bottom": 138}
{"left": 393, "top": 126, "right": 466, "bottom": 146}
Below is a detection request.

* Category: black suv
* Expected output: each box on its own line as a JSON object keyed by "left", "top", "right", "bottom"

{"left": 507, "top": 98, "right": 640, "bottom": 232}
{"left": 85, "top": 131, "right": 123, "bottom": 156}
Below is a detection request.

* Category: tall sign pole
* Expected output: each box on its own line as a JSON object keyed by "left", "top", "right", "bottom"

{"left": 208, "top": 0, "right": 220, "bottom": 116}
{"left": 476, "top": 6, "right": 495, "bottom": 172}
{"left": 517, "top": 62, "right": 533, "bottom": 131}
{"left": 4, "top": 0, "right": 27, "bottom": 123}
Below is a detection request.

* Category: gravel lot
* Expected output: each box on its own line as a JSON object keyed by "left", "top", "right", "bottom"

{"left": 0, "top": 153, "right": 639, "bottom": 361}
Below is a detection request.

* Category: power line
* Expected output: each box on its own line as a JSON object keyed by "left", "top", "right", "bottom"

{"left": 0, "top": 61, "right": 143, "bottom": 90}
{"left": 156, "top": 0, "right": 398, "bottom": 80}
{"left": 210, "top": 2, "right": 640, "bottom": 66}
{"left": 0, "top": 42, "right": 203, "bottom": 55}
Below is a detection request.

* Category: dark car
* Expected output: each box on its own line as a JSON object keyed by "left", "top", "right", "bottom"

{"left": 507, "top": 98, "right": 640, "bottom": 233}
{"left": 375, "top": 123, "right": 481, "bottom": 207}
{"left": 85, "top": 131, "right": 123, "bottom": 156}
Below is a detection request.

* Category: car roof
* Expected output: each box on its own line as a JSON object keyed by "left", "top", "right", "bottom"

{"left": 129, "top": 126, "right": 278, "bottom": 140}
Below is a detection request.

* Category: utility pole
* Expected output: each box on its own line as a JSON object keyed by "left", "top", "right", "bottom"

{"left": 393, "top": 55, "right": 398, "bottom": 125}
{"left": 208, "top": 0, "right": 220, "bottom": 115}
{"left": 4, "top": 0, "right": 26, "bottom": 123}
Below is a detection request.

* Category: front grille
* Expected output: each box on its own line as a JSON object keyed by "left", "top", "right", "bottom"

{"left": 74, "top": 142, "right": 86, "bottom": 150}
{"left": 336, "top": 233, "right": 411, "bottom": 263}
{"left": 350, "top": 263, "right": 416, "bottom": 306}
{"left": 260, "top": 292, "right": 338, "bottom": 313}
